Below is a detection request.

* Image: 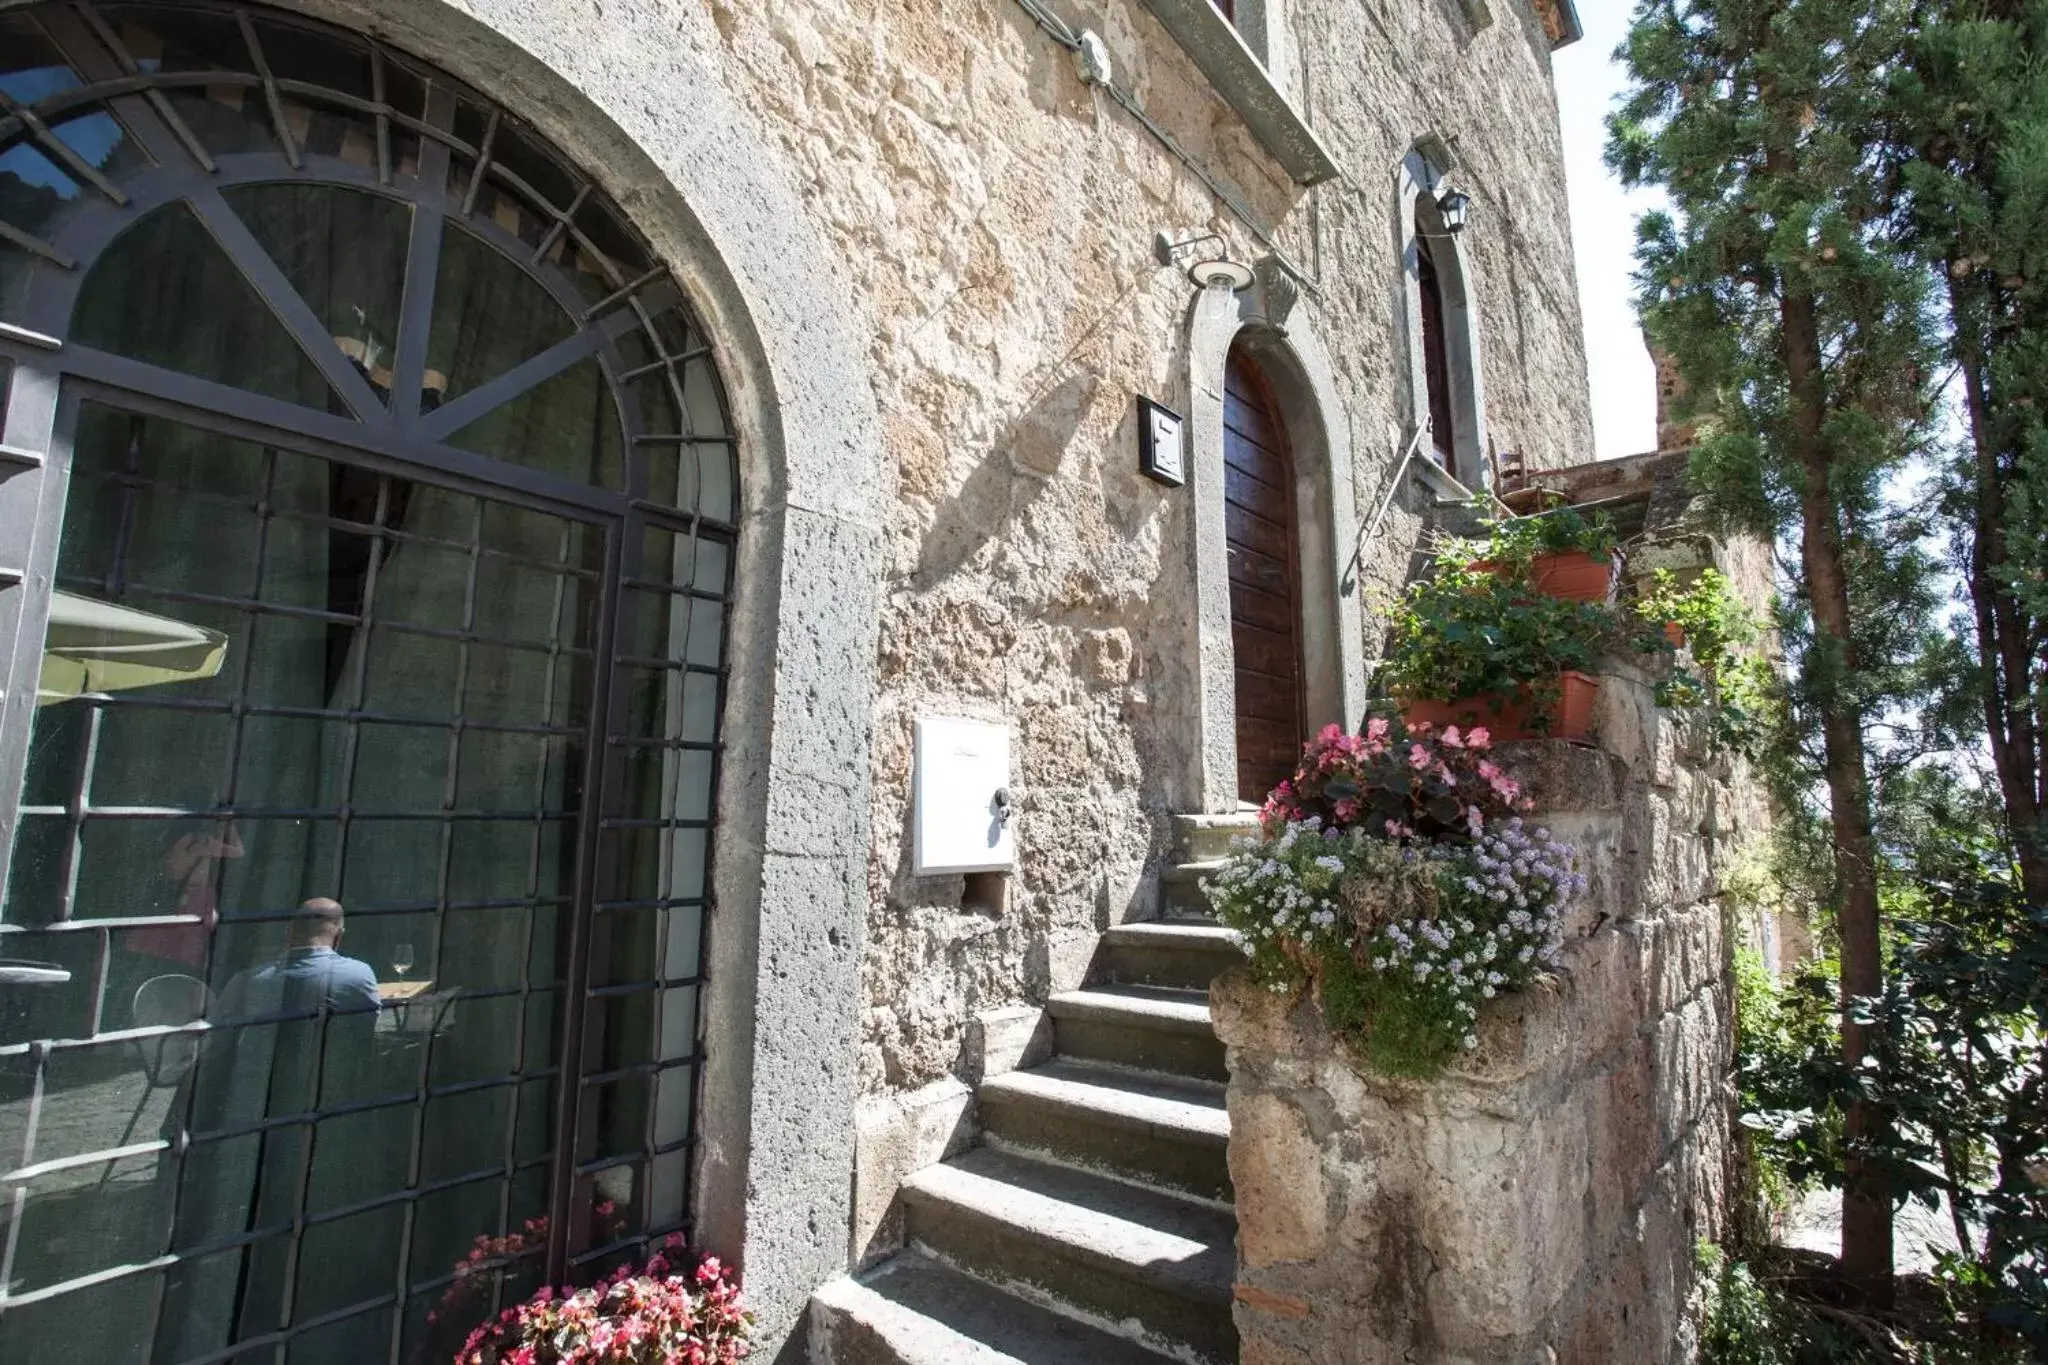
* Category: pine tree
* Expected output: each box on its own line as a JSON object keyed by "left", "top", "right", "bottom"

{"left": 1893, "top": 0, "right": 2048, "bottom": 910}
{"left": 1609, "top": 0, "right": 1941, "bottom": 1302}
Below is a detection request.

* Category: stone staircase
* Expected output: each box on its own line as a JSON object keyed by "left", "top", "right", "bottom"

{"left": 809, "top": 815, "right": 1254, "bottom": 1364}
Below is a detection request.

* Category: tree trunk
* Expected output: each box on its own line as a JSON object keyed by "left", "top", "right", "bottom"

{"left": 1949, "top": 273, "right": 2048, "bottom": 907}
{"left": 1781, "top": 285, "right": 1894, "bottom": 1304}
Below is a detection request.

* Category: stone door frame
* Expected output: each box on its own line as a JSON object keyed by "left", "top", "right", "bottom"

{"left": 1182, "top": 284, "right": 1367, "bottom": 814}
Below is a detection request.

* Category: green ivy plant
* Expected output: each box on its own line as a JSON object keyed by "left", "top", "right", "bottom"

{"left": 1630, "top": 567, "right": 1777, "bottom": 753}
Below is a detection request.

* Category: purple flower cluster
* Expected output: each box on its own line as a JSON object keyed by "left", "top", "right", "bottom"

{"left": 1205, "top": 818, "right": 1410, "bottom": 969}
{"left": 1371, "top": 820, "right": 1581, "bottom": 1050}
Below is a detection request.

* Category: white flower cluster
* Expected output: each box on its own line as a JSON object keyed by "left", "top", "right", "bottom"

{"left": 1372, "top": 819, "right": 1582, "bottom": 1051}
{"left": 1203, "top": 818, "right": 1366, "bottom": 967}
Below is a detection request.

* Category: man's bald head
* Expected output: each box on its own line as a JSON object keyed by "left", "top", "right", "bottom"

{"left": 291, "top": 897, "right": 345, "bottom": 947}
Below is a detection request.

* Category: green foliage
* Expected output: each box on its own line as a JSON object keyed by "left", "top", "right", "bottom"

{"left": 1634, "top": 566, "right": 1781, "bottom": 751}
{"left": 1735, "top": 947, "right": 1849, "bottom": 1201}
{"left": 1204, "top": 799, "right": 1577, "bottom": 1080}
{"left": 1434, "top": 507, "right": 1619, "bottom": 573}
{"left": 1379, "top": 563, "right": 1618, "bottom": 718}
{"left": 1609, "top": 0, "right": 1943, "bottom": 747}
{"left": 1730, "top": 773, "right": 2048, "bottom": 1350}
{"left": 1381, "top": 526, "right": 1773, "bottom": 747}
{"left": 1890, "top": 1, "right": 2048, "bottom": 900}
{"left": 1694, "top": 1240, "right": 2029, "bottom": 1364}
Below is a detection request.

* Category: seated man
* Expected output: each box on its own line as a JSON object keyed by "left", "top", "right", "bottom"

{"left": 212, "top": 897, "right": 380, "bottom": 1024}
{"left": 157, "top": 899, "right": 386, "bottom": 1359}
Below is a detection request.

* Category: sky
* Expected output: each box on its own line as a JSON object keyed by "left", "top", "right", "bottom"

{"left": 1554, "top": 1, "right": 1670, "bottom": 460}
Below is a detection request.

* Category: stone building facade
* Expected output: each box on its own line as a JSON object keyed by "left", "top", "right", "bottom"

{"left": 0, "top": 1, "right": 1631, "bottom": 1363}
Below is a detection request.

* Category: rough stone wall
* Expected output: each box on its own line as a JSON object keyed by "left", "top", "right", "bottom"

{"left": 687, "top": 0, "right": 1593, "bottom": 1121}
{"left": 1213, "top": 668, "right": 1757, "bottom": 1364}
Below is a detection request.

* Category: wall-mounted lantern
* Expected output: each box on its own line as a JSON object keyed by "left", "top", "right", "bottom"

{"left": 1437, "top": 187, "right": 1472, "bottom": 234}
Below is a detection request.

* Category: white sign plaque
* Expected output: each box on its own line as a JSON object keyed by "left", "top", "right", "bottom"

{"left": 912, "top": 716, "right": 1016, "bottom": 875}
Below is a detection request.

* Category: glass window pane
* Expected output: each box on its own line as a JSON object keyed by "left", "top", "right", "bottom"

{"left": 0, "top": 142, "right": 82, "bottom": 247}
{"left": 0, "top": 6, "right": 740, "bottom": 1337}
{"left": 72, "top": 202, "right": 338, "bottom": 410}
{"left": 225, "top": 183, "right": 411, "bottom": 403}
{"left": 426, "top": 222, "right": 572, "bottom": 405}
{"left": 446, "top": 354, "right": 623, "bottom": 490}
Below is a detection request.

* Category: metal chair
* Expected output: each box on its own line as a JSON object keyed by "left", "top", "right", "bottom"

{"left": 107, "top": 972, "right": 211, "bottom": 1158}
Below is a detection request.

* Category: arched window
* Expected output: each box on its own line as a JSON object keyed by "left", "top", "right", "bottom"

{"left": 1398, "top": 150, "right": 1487, "bottom": 487}
{"left": 1416, "top": 202, "right": 1459, "bottom": 467}
{"left": 0, "top": 6, "right": 733, "bottom": 1362}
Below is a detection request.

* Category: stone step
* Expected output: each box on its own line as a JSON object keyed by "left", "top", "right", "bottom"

{"left": 1048, "top": 986, "right": 1226, "bottom": 1082}
{"left": 1172, "top": 811, "right": 1262, "bottom": 862}
{"left": 807, "top": 1251, "right": 1175, "bottom": 1365}
{"left": 1097, "top": 920, "right": 1244, "bottom": 992}
{"left": 1158, "top": 860, "right": 1228, "bottom": 918}
{"left": 976, "top": 1058, "right": 1231, "bottom": 1201}
{"left": 901, "top": 1147, "right": 1237, "bottom": 1365}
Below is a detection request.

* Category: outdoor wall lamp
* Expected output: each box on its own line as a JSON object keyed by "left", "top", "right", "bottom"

{"left": 1437, "top": 187, "right": 1472, "bottom": 234}
{"left": 1154, "top": 230, "right": 1254, "bottom": 291}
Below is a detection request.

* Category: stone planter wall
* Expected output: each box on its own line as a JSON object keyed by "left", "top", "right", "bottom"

{"left": 1213, "top": 667, "right": 1759, "bottom": 1364}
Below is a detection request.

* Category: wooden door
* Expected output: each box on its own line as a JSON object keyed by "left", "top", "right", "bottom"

{"left": 1223, "top": 349, "right": 1305, "bottom": 804}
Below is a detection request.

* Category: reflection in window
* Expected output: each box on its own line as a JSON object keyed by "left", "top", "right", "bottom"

{"left": 0, "top": 7, "right": 735, "bottom": 1358}
{"left": 226, "top": 183, "right": 411, "bottom": 404}
{"left": 1, "top": 405, "right": 595, "bottom": 1365}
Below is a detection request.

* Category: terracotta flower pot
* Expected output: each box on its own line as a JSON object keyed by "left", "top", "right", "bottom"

{"left": 1470, "top": 549, "right": 1617, "bottom": 603}
{"left": 1399, "top": 671, "right": 1601, "bottom": 743}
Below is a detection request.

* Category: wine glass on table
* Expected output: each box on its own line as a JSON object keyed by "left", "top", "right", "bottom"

{"left": 392, "top": 942, "right": 416, "bottom": 985}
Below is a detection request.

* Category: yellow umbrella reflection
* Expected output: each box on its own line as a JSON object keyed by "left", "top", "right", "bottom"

{"left": 36, "top": 591, "right": 229, "bottom": 705}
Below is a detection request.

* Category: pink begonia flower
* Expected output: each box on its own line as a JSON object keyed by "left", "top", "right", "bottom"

{"left": 1408, "top": 744, "right": 1431, "bottom": 769}
{"left": 1366, "top": 717, "right": 1390, "bottom": 742}
{"left": 1318, "top": 722, "right": 1344, "bottom": 743}
{"left": 1476, "top": 759, "right": 1502, "bottom": 781}
{"left": 1465, "top": 726, "right": 1491, "bottom": 748}
{"left": 1441, "top": 725, "right": 1464, "bottom": 748}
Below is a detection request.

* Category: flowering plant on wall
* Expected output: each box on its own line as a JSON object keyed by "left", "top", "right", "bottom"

{"left": 1207, "top": 716, "right": 1584, "bottom": 1077}
{"left": 1261, "top": 718, "right": 1531, "bottom": 840}
{"left": 456, "top": 1239, "right": 754, "bottom": 1365}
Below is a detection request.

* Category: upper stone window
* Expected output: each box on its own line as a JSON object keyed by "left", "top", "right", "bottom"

{"left": 1397, "top": 148, "right": 1489, "bottom": 489}
{"left": 1135, "top": 0, "right": 1337, "bottom": 186}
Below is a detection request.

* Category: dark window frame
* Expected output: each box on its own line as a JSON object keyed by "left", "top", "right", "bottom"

{"left": 0, "top": 2, "right": 737, "bottom": 1353}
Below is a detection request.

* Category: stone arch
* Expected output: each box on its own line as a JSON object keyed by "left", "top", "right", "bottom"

{"left": 1183, "top": 281, "right": 1367, "bottom": 814}
{"left": 0, "top": 0, "right": 884, "bottom": 1344}
{"left": 1395, "top": 143, "right": 1490, "bottom": 488}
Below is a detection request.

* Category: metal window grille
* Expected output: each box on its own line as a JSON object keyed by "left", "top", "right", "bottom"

{"left": 0, "top": 3, "right": 739, "bottom": 1359}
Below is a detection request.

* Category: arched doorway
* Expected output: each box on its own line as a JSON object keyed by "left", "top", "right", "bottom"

{"left": 0, "top": 5, "right": 735, "bottom": 1361}
{"left": 1222, "top": 345, "right": 1304, "bottom": 804}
